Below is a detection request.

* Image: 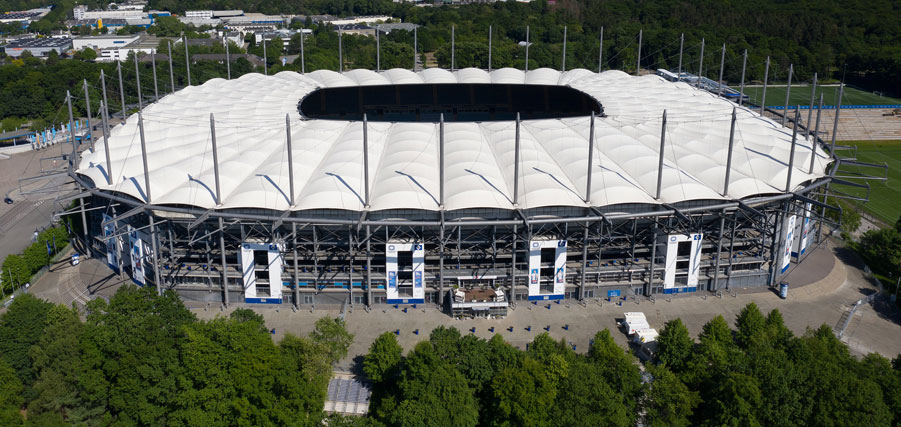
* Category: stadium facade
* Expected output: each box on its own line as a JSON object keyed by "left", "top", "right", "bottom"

{"left": 71, "top": 67, "right": 834, "bottom": 313}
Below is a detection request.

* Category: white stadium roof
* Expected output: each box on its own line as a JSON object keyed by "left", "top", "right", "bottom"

{"left": 77, "top": 68, "right": 829, "bottom": 212}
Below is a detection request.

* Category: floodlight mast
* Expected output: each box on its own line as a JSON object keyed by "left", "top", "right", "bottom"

{"left": 656, "top": 110, "right": 667, "bottom": 200}
{"left": 809, "top": 94, "right": 824, "bottom": 174}
{"left": 635, "top": 29, "right": 642, "bottom": 76}
{"left": 723, "top": 107, "right": 737, "bottom": 196}
{"left": 738, "top": 49, "right": 747, "bottom": 105}
{"left": 598, "top": 26, "right": 603, "bottom": 73}
{"left": 782, "top": 64, "right": 793, "bottom": 126}
{"left": 585, "top": 112, "right": 595, "bottom": 203}
{"left": 677, "top": 33, "right": 684, "bottom": 81}
{"left": 760, "top": 56, "right": 770, "bottom": 116}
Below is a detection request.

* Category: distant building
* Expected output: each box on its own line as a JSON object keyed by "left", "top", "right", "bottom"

{"left": 85, "top": 35, "right": 167, "bottom": 62}
{"left": 185, "top": 10, "right": 213, "bottom": 19}
{"left": 212, "top": 10, "right": 244, "bottom": 18}
{"left": 254, "top": 29, "right": 310, "bottom": 47}
{"left": 335, "top": 23, "right": 375, "bottom": 37}
{"left": 192, "top": 53, "right": 265, "bottom": 67}
{"left": 324, "top": 15, "right": 391, "bottom": 26}
{"left": 222, "top": 13, "right": 286, "bottom": 32}
{"left": 72, "top": 5, "right": 169, "bottom": 23}
{"left": 0, "top": 8, "right": 51, "bottom": 25}
{"left": 73, "top": 34, "right": 140, "bottom": 51}
{"left": 3, "top": 37, "right": 72, "bottom": 57}
{"left": 177, "top": 16, "right": 221, "bottom": 27}
{"left": 375, "top": 23, "right": 419, "bottom": 35}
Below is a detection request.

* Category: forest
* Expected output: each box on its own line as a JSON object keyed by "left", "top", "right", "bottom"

{"left": 1, "top": 0, "right": 900, "bottom": 131}
{"left": 3, "top": 285, "right": 899, "bottom": 426}
{"left": 360, "top": 302, "right": 901, "bottom": 426}
{"left": 0, "top": 286, "right": 354, "bottom": 426}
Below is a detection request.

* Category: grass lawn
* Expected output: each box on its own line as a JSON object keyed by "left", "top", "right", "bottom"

{"left": 742, "top": 85, "right": 901, "bottom": 108}
{"left": 835, "top": 140, "right": 901, "bottom": 224}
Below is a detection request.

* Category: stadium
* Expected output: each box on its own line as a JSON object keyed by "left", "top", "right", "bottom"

{"left": 71, "top": 67, "right": 832, "bottom": 315}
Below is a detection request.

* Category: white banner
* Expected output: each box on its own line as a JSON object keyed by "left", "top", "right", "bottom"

{"left": 782, "top": 214, "right": 797, "bottom": 273}
{"left": 527, "top": 239, "right": 566, "bottom": 301}
{"left": 385, "top": 242, "right": 425, "bottom": 304}
{"left": 129, "top": 227, "right": 144, "bottom": 286}
{"left": 102, "top": 214, "right": 118, "bottom": 272}
{"left": 663, "top": 233, "right": 703, "bottom": 294}
{"left": 240, "top": 242, "right": 284, "bottom": 303}
{"left": 792, "top": 203, "right": 812, "bottom": 257}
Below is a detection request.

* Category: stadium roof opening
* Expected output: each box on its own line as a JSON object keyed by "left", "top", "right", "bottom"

{"left": 298, "top": 83, "right": 604, "bottom": 122}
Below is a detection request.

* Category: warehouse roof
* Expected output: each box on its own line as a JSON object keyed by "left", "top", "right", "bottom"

{"left": 77, "top": 68, "right": 829, "bottom": 213}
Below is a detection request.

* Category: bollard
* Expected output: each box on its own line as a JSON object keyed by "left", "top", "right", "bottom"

{"left": 413, "top": 329, "right": 419, "bottom": 335}
{"left": 394, "top": 329, "right": 400, "bottom": 335}
{"left": 546, "top": 304, "right": 551, "bottom": 310}
{"left": 526, "top": 326, "right": 531, "bottom": 332}
{"left": 403, "top": 308, "right": 408, "bottom": 313}
{"left": 508, "top": 326, "right": 514, "bottom": 332}
{"left": 489, "top": 327, "right": 495, "bottom": 333}
{"left": 555, "top": 300, "right": 560, "bottom": 304}
{"left": 544, "top": 325, "right": 550, "bottom": 331}
{"left": 470, "top": 327, "right": 476, "bottom": 333}
{"left": 394, "top": 304, "right": 399, "bottom": 309}
{"left": 563, "top": 324, "right": 569, "bottom": 330}
{"left": 270, "top": 329, "right": 275, "bottom": 335}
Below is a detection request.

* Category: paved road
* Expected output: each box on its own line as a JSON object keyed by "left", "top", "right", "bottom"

{"left": 0, "top": 148, "right": 76, "bottom": 268}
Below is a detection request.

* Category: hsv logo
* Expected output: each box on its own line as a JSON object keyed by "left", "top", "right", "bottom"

{"left": 532, "top": 242, "right": 540, "bottom": 248}
{"left": 388, "top": 245, "right": 395, "bottom": 251}
{"left": 670, "top": 236, "right": 677, "bottom": 242}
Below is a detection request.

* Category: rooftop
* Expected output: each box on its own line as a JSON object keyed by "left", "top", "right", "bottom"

{"left": 77, "top": 68, "right": 829, "bottom": 213}
{"left": 6, "top": 37, "right": 72, "bottom": 48}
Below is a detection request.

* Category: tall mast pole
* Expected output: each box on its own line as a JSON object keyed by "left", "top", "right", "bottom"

{"left": 676, "top": 33, "right": 684, "bottom": 81}
{"left": 598, "top": 26, "right": 603, "bottom": 73}
{"left": 635, "top": 29, "right": 642, "bottom": 76}
{"left": 738, "top": 49, "right": 747, "bottom": 105}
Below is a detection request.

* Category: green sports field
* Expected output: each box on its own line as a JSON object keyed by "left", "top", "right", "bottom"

{"left": 742, "top": 85, "right": 901, "bottom": 108}
{"left": 835, "top": 140, "right": 901, "bottom": 224}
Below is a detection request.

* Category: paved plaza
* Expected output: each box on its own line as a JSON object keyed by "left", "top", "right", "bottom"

{"left": 19, "top": 237, "right": 901, "bottom": 371}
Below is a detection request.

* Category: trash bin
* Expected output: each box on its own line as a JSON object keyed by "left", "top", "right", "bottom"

{"left": 779, "top": 282, "right": 789, "bottom": 299}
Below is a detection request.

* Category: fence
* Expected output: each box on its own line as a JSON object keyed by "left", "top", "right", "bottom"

{"left": 837, "top": 264, "right": 887, "bottom": 337}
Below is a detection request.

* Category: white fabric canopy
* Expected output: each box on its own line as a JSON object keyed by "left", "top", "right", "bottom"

{"left": 77, "top": 68, "right": 828, "bottom": 212}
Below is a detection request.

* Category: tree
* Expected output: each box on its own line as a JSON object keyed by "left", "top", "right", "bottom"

{"left": 656, "top": 318, "right": 694, "bottom": 372}
{"left": 857, "top": 226, "right": 901, "bottom": 278}
{"left": 699, "top": 315, "right": 733, "bottom": 345}
{"left": 26, "top": 305, "right": 102, "bottom": 424}
{"left": 488, "top": 357, "right": 557, "bottom": 427}
{"left": 735, "top": 302, "right": 767, "bottom": 348}
{"left": 82, "top": 286, "right": 195, "bottom": 425}
{"left": 0, "top": 293, "right": 53, "bottom": 388}
{"left": 276, "top": 333, "right": 333, "bottom": 423}
{"left": 553, "top": 360, "right": 633, "bottom": 426}
{"left": 0, "top": 358, "right": 24, "bottom": 426}
{"left": 364, "top": 332, "right": 403, "bottom": 384}
{"left": 74, "top": 48, "right": 97, "bottom": 62}
{"left": 310, "top": 316, "right": 354, "bottom": 364}
{"left": 377, "top": 342, "right": 479, "bottom": 427}
{"left": 587, "top": 329, "right": 642, "bottom": 403}
{"left": 701, "top": 372, "right": 763, "bottom": 427}
{"left": 643, "top": 364, "right": 699, "bottom": 427}
{"left": 229, "top": 307, "right": 268, "bottom": 333}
